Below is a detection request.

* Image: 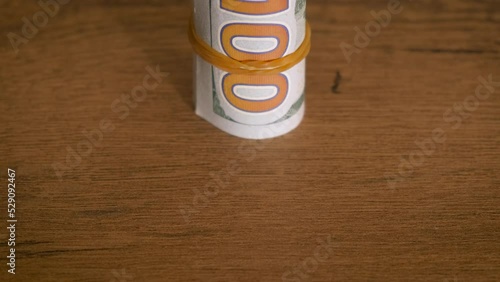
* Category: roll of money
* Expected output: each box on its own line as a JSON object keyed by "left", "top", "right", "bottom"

{"left": 193, "top": 0, "right": 307, "bottom": 139}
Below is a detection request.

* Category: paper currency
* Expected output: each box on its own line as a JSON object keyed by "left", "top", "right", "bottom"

{"left": 193, "top": 0, "right": 307, "bottom": 139}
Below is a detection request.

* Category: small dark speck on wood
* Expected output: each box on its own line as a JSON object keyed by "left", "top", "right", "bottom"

{"left": 331, "top": 71, "right": 342, "bottom": 94}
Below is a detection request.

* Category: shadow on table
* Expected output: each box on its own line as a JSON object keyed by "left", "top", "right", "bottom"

{"left": 111, "top": 4, "right": 194, "bottom": 110}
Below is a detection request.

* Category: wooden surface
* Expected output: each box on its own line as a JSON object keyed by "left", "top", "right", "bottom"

{"left": 1, "top": 0, "right": 499, "bottom": 281}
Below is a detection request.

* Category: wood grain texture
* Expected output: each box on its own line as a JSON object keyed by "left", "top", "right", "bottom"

{"left": 0, "top": 0, "right": 499, "bottom": 281}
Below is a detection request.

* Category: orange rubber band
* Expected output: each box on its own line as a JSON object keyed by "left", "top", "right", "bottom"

{"left": 188, "top": 15, "right": 311, "bottom": 75}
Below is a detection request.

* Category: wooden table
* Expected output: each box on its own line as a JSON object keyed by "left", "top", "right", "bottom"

{"left": 1, "top": 0, "right": 499, "bottom": 281}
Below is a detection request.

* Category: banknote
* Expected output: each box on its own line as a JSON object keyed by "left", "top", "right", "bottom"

{"left": 193, "top": 0, "right": 307, "bottom": 139}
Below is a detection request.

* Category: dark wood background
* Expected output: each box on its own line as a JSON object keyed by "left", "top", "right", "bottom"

{"left": 1, "top": 0, "right": 499, "bottom": 281}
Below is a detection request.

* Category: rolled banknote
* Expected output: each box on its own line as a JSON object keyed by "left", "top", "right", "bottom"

{"left": 192, "top": 0, "right": 308, "bottom": 139}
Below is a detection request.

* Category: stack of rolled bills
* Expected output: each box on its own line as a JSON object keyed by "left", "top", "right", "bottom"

{"left": 193, "top": 0, "right": 307, "bottom": 139}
